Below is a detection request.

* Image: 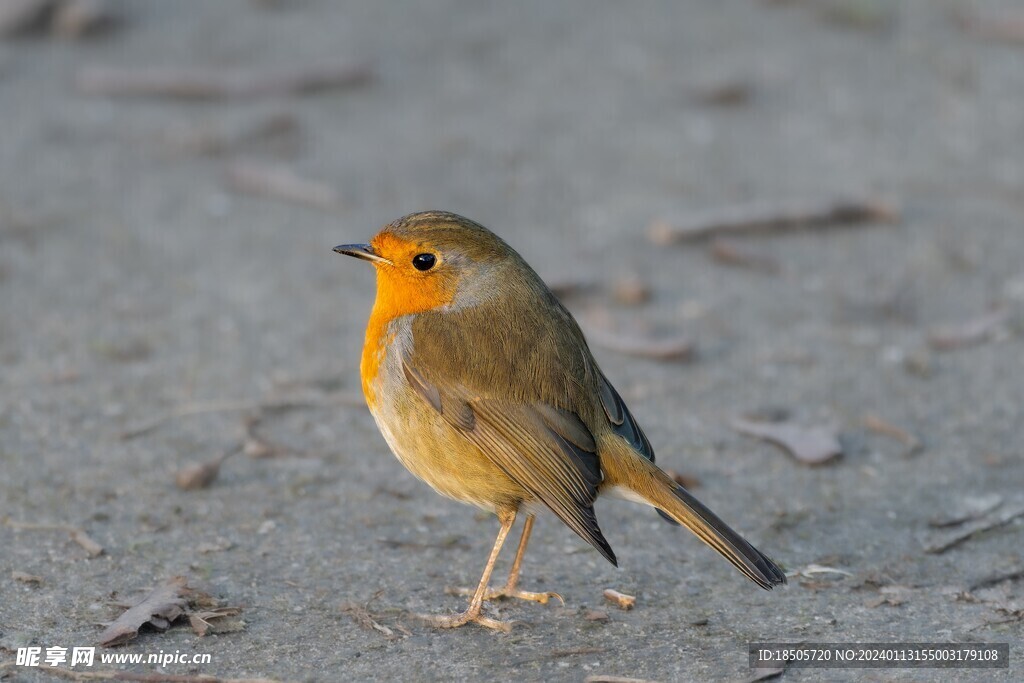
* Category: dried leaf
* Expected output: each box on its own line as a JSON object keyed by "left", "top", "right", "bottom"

{"left": 207, "top": 616, "right": 247, "bottom": 634}
{"left": 98, "top": 577, "right": 189, "bottom": 647}
{"left": 794, "top": 564, "right": 853, "bottom": 579}
{"left": 927, "top": 309, "right": 1009, "bottom": 351}
{"left": 602, "top": 589, "right": 636, "bottom": 610}
{"left": 98, "top": 577, "right": 243, "bottom": 647}
{"left": 866, "top": 584, "right": 915, "bottom": 608}
{"left": 188, "top": 607, "right": 244, "bottom": 636}
{"left": 732, "top": 417, "right": 843, "bottom": 465}
{"left": 649, "top": 197, "right": 898, "bottom": 244}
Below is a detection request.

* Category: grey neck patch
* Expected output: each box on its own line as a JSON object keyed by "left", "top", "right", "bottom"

{"left": 442, "top": 260, "right": 503, "bottom": 312}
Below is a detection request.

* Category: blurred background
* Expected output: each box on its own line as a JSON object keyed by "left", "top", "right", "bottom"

{"left": 2, "top": 1, "right": 1022, "bottom": 681}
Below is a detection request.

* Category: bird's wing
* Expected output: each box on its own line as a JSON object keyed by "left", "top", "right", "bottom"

{"left": 596, "top": 370, "right": 655, "bottom": 462}
{"left": 401, "top": 355, "right": 617, "bottom": 565}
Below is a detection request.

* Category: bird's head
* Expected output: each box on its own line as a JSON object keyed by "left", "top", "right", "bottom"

{"left": 335, "top": 211, "right": 529, "bottom": 319}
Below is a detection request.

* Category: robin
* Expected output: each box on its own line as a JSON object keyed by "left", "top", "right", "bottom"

{"left": 334, "top": 211, "right": 785, "bottom": 631}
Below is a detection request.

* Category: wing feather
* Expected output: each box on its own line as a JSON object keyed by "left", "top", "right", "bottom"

{"left": 597, "top": 371, "right": 654, "bottom": 462}
{"left": 401, "top": 351, "right": 616, "bottom": 565}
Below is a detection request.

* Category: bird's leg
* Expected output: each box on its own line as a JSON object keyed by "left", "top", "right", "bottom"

{"left": 449, "top": 515, "right": 563, "bottom": 606}
{"left": 419, "top": 510, "right": 516, "bottom": 632}
{"left": 484, "top": 515, "right": 563, "bottom": 605}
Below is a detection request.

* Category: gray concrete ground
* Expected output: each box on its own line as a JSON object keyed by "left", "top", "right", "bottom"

{"left": 1, "top": 1, "right": 1023, "bottom": 681}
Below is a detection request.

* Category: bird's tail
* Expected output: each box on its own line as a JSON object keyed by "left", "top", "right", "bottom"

{"left": 601, "top": 441, "right": 787, "bottom": 590}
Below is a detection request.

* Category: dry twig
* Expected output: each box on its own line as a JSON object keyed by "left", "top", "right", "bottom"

{"left": 76, "top": 63, "right": 372, "bottom": 100}
{"left": 120, "top": 394, "right": 363, "bottom": 440}
{"left": 709, "top": 238, "right": 780, "bottom": 273}
{"left": 585, "top": 328, "right": 694, "bottom": 362}
{"left": 649, "top": 197, "right": 898, "bottom": 244}
{"left": 861, "top": 413, "right": 922, "bottom": 454}
{"left": 224, "top": 162, "right": 339, "bottom": 210}
{"left": 926, "top": 309, "right": 1009, "bottom": 351}
{"left": 924, "top": 497, "right": 1024, "bottom": 554}
{"left": 33, "top": 667, "right": 283, "bottom": 683}
{"left": 3, "top": 518, "right": 104, "bottom": 557}
{"left": 164, "top": 113, "right": 300, "bottom": 157}
{"left": 969, "top": 567, "right": 1024, "bottom": 592}
{"left": 602, "top": 589, "right": 636, "bottom": 610}
{"left": 928, "top": 493, "right": 1003, "bottom": 529}
{"left": 689, "top": 78, "right": 754, "bottom": 107}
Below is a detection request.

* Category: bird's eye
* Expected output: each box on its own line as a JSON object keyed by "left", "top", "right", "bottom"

{"left": 412, "top": 253, "right": 436, "bottom": 271}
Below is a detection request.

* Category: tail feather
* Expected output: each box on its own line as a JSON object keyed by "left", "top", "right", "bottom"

{"left": 602, "top": 445, "right": 786, "bottom": 590}
{"left": 663, "top": 484, "right": 787, "bottom": 590}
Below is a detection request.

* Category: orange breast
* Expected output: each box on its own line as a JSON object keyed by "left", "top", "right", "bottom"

{"left": 359, "top": 243, "right": 458, "bottom": 406}
{"left": 360, "top": 307, "right": 395, "bottom": 407}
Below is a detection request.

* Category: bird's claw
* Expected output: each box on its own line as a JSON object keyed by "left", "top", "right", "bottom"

{"left": 416, "top": 609, "right": 512, "bottom": 632}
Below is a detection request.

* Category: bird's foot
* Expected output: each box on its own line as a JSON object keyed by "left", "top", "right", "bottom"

{"left": 448, "top": 584, "right": 564, "bottom": 606}
{"left": 416, "top": 606, "right": 512, "bottom": 632}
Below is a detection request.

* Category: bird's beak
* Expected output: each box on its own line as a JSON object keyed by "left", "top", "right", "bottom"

{"left": 333, "top": 243, "right": 392, "bottom": 265}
